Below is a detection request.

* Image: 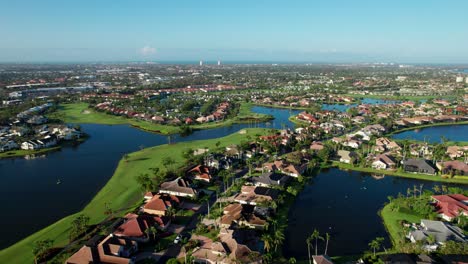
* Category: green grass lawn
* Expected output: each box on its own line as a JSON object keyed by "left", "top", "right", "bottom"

{"left": 0, "top": 128, "right": 269, "bottom": 263}
{"left": 48, "top": 103, "right": 181, "bottom": 134}
{"left": 380, "top": 203, "right": 422, "bottom": 246}
{"left": 49, "top": 102, "right": 272, "bottom": 134}
{"left": 334, "top": 162, "right": 468, "bottom": 184}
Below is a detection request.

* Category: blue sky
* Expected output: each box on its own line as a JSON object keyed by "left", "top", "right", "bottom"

{"left": 1, "top": 0, "right": 467, "bottom": 63}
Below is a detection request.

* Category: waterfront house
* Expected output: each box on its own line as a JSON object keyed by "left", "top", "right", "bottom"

{"left": 401, "top": 159, "right": 436, "bottom": 175}
{"left": 0, "top": 140, "right": 18, "bottom": 152}
{"left": 436, "top": 160, "right": 468, "bottom": 176}
{"left": 408, "top": 219, "right": 466, "bottom": 250}
{"left": 66, "top": 235, "right": 138, "bottom": 264}
{"left": 432, "top": 194, "right": 468, "bottom": 221}
{"left": 372, "top": 154, "right": 397, "bottom": 170}
{"left": 313, "top": 255, "right": 334, "bottom": 264}
{"left": 21, "top": 140, "right": 41, "bottom": 150}
{"left": 250, "top": 172, "right": 290, "bottom": 187}
{"left": 159, "top": 177, "right": 197, "bottom": 198}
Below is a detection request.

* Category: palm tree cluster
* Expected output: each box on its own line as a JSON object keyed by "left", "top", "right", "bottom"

{"left": 305, "top": 229, "right": 331, "bottom": 264}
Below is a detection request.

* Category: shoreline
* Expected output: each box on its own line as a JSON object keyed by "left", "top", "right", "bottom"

{"left": 333, "top": 162, "right": 468, "bottom": 185}
{"left": 50, "top": 102, "right": 273, "bottom": 135}
{"left": 0, "top": 146, "right": 62, "bottom": 159}
{"left": 0, "top": 128, "right": 270, "bottom": 263}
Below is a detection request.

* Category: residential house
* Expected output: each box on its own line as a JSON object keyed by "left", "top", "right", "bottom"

{"left": 0, "top": 140, "right": 18, "bottom": 152}
{"left": 234, "top": 186, "right": 279, "bottom": 205}
{"left": 114, "top": 213, "right": 170, "bottom": 242}
{"left": 187, "top": 165, "right": 213, "bottom": 182}
{"left": 446, "top": 146, "right": 466, "bottom": 160}
{"left": 250, "top": 172, "right": 290, "bottom": 187}
{"left": 21, "top": 140, "right": 41, "bottom": 150}
{"left": 220, "top": 203, "right": 267, "bottom": 230}
{"left": 432, "top": 194, "right": 468, "bottom": 221}
{"left": 218, "top": 228, "right": 262, "bottom": 264}
{"left": 66, "top": 235, "right": 138, "bottom": 264}
{"left": 310, "top": 141, "right": 324, "bottom": 152}
{"left": 313, "top": 255, "right": 334, "bottom": 264}
{"left": 191, "top": 236, "right": 229, "bottom": 264}
{"left": 436, "top": 161, "right": 468, "bottom": 176}
{"left": 143, "top": 194, "right": 180, "bottom": 216}
{"left": 408, "top": 220, "right": 466, "bottom": 250}
{"left": 372, "top": 154, "right": 397, "bottom": 170}
{"left": 159, "top": 177, "right": 197, "bottom": 198}
{"left": 337, "top": 150, "right": 358, "bottom": 164}
{"left": 262, "top": 160, "right": 307, "bottom": 177}
{"left": 402, "top": 159, "right": 436, "bottom": 175}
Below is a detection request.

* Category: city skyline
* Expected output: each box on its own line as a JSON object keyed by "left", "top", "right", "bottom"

{"left": 1, "top": 0, "right": 468, "bottom": 63}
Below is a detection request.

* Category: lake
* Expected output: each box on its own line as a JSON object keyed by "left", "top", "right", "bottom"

{"left": 283, "top": 168, "right": 461, "bottom": 257}
{"left": 392, "top": 124, "right": 468, "bottom": 143}
{"left": 0, "top": 106, "right": 297, "bottom": 249}
{"left": 321, "top": 98, "right": 400, "bottom": 112}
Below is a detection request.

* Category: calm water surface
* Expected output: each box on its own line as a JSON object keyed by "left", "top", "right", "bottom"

{"left": 284, "top": 168, "right": 464, "bottom": 257}
{"left": 392, "top": 124, "right": 468, "bottom": 143}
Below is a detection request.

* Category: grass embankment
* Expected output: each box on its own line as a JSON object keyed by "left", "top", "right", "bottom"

{"left": 0, "top": 146, "right": 61, "bottom": 159}
{"left": 380, "top": 203, "right": 422, "bottom": 246}
{"left": 189, "top": 103, "right": 274, "bottom": 130}
{"left": 47, "top": 103, "right": 180, "bottom": 135}
{"left": 253, "top": 103, "right": 310, "bottom": 110}
{"left": 49, "top": 103, "right": 272, "bottom": 134}
{"left": 334, "top": 162, "right": 468, "bottom": 184}
{"left": 0, "top": 128, "right": 269, "bottom": 263}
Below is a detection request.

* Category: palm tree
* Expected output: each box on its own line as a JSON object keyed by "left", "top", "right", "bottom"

{"left": 311, "top": 229, "right": 324, "bottom": 256}
{"left": 368, "top": 237, "right": 384, "bottom": 256}
{"left": 273, "top": 229, "right": 285, "bottom": 252}
{"left": 146, "top": 226, "right": 157, "bottom": 240}
{"left": 306, "top": 235, "right": 313, "bottom": 264}
{"left": 32, "top": 239, "right": 54, "bottom": 264}
{"left": 166, "top": 206, "right": 176, "bottom": 219}
{"left": 262, "top": 233, "right": 273, "bottom": 253}
{"left": 324, "top": 232, "right": 330, "bottom": 255}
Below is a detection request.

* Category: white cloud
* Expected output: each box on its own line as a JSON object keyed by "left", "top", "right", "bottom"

{"left": 139, "top": 45, "right": 156, "bottom": 56}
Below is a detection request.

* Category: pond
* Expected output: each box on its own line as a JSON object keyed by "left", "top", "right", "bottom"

{"left": 391, "top": 124, "right": 468, "bottom": 143}
{"left": 284, "top": 168, "right": 461, "bottom": 257}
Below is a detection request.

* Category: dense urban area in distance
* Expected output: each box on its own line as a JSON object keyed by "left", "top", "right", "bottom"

{"left": 0, "top": 62, "right": 467, "bottom": 264}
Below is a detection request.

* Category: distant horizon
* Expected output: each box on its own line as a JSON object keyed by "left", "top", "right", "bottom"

{"left": 1, "top": 1, "right": 467, "bottom": 63}
{"left": 1, "top": 60, "right": 468, "bottom": 67}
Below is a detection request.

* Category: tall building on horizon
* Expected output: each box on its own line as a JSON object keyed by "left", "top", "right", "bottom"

{"left": 199, "top": 60, "right": 203, "bottom": 66}
{"left": 217, "top": 60, "right": 221, "bottom": 66}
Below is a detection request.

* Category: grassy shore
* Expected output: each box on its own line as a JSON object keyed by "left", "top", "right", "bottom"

{"left": 333, "top": 162, "right": 468, "bottom": 184}
{"left": 48, "top": 103, "right": 272, "bottom": 135}
{"left": 0, "top": 146, "right": 62, "bottom": 159}
{"left": 0, "top": 128, "right": 269, "bottom": 263}
{"left": 380, "top": 203, "right": 423, "bottom": 246}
